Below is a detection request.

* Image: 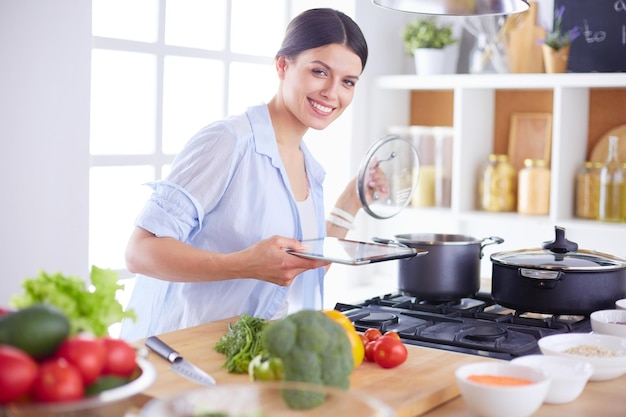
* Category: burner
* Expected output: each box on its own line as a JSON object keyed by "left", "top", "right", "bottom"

{"left": 357, "top": 312, "right": 399, "bottom": 326}
{"left": 335, "top": 291, "right": 592, "bottom": 360}
{"left": 463, "top": 325, "right": 508, "bottom": 341}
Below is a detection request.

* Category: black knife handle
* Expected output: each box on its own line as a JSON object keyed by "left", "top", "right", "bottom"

{"left": 146, "top": 336, "right": 182, "bottom": 364}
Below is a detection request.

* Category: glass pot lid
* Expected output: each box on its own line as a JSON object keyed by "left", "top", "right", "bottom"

{"left": 490, "top": 249, "right": 626, "bottom": 270}
{"left": 490, "top": 226, "right": 626, "bottom": 271}
{"left": 357, "top": 134, "right": 420, "bottom": 219}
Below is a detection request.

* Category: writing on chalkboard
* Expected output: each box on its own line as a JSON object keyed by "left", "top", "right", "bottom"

{"left": 554, "top": 0, "right": 626, "bottom": 72}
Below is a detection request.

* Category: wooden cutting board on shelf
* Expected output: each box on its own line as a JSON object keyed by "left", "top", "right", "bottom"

{"left": 135, "top": 317, "right": 497, "bottom": 417}
{"left": 590, "top": 124, "right": 626, "bottom": 163}
{"left": 506, "top": 1, "right": 546, "bottom": 73}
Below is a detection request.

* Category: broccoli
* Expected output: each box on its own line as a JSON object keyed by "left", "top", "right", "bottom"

{"left": 261, "top": 310, "right": 354, "bottom": 409}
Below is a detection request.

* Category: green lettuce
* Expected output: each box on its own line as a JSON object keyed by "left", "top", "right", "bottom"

{"left": 10, "top": 266, "right": 136, "bottom": 337}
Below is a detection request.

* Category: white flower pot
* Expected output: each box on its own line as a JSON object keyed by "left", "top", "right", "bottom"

{"left": 413, "top": 47, "right": 456, "bottom": 75}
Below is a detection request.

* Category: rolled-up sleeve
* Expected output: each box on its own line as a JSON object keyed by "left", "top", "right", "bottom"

{"left": 135, "top": 181, "right": 205, "bottom": 241}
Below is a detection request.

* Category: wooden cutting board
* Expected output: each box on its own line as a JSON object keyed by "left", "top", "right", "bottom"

{"left": 590, "top": 124, "right": 626, "bottom": 163}
{"left": 135, "top": 317, "right": 497, "bottom": 417}
{"left": 506, "top": 1, "right": 546, "bottom": 73}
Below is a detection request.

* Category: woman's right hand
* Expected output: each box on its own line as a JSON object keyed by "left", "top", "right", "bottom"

{"left": 126, "top": 227, "right": 327, "bottom": 285}
{"left": 239, "top": 235, "right": 330, "bottom": 286}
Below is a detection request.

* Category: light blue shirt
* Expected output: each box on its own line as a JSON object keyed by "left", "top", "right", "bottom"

{"left": 119, "top": 104, "right": 327, "bottom": 341}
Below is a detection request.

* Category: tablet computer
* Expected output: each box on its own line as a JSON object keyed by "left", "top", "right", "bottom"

{"left": 285, "top": 237, "right": 426, "bottom": 265}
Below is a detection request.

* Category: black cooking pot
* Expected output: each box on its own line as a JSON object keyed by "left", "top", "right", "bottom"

{"left": 390, "top": 233, "right": 504, "bottom": 301}
{"left": 491, "top": 226, "right": 626, "bottom": 315}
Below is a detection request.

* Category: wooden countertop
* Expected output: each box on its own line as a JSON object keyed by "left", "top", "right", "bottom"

{"left": 133, "top": 317, "right": 626, "bottom": 417}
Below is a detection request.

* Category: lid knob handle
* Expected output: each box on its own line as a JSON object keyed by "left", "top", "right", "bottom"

{"left": 542, "top": 226, "right": 578, "bottom": 254}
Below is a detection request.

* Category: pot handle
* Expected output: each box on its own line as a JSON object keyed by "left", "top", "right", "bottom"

{"left": 479, "top": 236, "right": 504, "bottom": 259}
{"left": 371, "top": 236, "right": 410, "bottom": 248}
{"left": 519, "top": 268, "right": 563, "bottom": 289}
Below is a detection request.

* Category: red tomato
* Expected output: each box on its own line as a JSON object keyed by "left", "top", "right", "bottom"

{"left": 364, "top": 328, "right": 382, "bottom": 342}
{"left": 358, "top": 333, "right": 369, "bottom": 347}
{"left": 32, "top": 358, "right": 84, "bottom": 403}
{"left": 0, "top": 345, "right": 38, "bottom": 404}
{"left": 55, "top": 336, "right": 106, "bottom": 385}
{"left": 382, "top": 331, "right": 401, "bottom": 341}
{"left": 102, "top": 338, "right": 137, "bottom": 377}
{"left": 364, "top": 340, "right": 377, "bottom": 362}
{"left": 372, "top": 336, "right": 408, "bottom": 369}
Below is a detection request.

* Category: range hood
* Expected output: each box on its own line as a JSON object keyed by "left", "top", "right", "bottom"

{"left": 372, "top": 0, "right": 529, "bottom": 16}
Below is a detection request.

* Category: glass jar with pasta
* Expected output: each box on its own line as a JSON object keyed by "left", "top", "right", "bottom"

{"left": 575, "top": 161, "right": 602, "bottom": 219}
{"left": 478, "top": 154, "right": 516, "bottom": 212}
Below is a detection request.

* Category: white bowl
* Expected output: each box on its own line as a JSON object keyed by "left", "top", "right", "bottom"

{"left": 591, "top": 309, "right": 626, "bottom": 338}
{"left": 0, "top": 358, "right": 156, "bottom": 417}
{"left": 455, "top": 361, "right": 550, "bottom": 417}
{"left": 140, "top": 381, "right": 394, "bottom": 417}
{"left": 511, "top": 354, "right": 593, "bottom": 404}
{"left": 538, "top": 333, "right": 626, "bottom": 381}
{"left": 615, "top": 299, "right": 626, "bottom": 310}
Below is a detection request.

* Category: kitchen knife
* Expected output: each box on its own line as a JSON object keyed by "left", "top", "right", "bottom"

{"left": 145, "top": 336, "right": 217, "bottom": 386}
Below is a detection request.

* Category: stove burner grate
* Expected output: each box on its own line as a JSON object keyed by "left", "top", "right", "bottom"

{"left": 335, "top": 292, "right": 592, "bottom": 360}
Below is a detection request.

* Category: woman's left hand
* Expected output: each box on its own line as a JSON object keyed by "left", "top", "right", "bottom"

{"left": 364, "top": 160, "right": 390, "bottom": 204}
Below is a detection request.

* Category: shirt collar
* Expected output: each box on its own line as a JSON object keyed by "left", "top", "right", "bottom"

{"left": 246, "top": 103, "right": 325, "bottom": 184}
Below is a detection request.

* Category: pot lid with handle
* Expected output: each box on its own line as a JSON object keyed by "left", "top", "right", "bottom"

{"left": 490, "top": 226, "right": 626, "bottom": 271}
{"left": 357, "top": 134, "right": 420, "bottom": 219}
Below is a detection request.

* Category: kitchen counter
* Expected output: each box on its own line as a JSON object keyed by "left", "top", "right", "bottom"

{"left": 133, "top": 317, "right": 626, "bottom": 417}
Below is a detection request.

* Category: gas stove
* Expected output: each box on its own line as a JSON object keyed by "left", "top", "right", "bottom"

{"left": 334, "top": 292, "right": 592, "bottom": 360}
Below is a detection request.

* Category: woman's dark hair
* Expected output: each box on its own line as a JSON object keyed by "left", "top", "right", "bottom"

{"left": 276, "top": 8, "right": 368, "bottom": 72}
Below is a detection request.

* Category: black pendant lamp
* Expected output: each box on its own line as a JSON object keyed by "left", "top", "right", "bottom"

{"left": 372, "top": 0, "right": 529, "bottom": 15}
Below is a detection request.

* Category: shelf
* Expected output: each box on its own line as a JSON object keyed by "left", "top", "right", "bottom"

{"left": 368, "top": 71, "right": 626, "bottom": 262}
{"left": 377, "top": 73, "right": 626, "bottom": 90}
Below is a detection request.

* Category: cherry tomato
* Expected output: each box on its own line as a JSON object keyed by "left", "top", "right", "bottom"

{"left": 364, "top": 340, "right": 377, "bottom": 362}
{"left": 383, "top": 331, "right": 401, "bottom": 341}
{"left": 358, "top": 333, "right": 369, "bottom": 347}
{"left": 32, "top": 358, "right": 84, "bottom": 403}
{"left": 55, "top": 336, "right": 106, "bottom": 385}
{"left": 372, "top": 336, "right": 408, "bottom": 369}
{"left": 0, "top": 345, "right": 38, "bottom": 404}
{"left": 364, "top": 328, "right": 382, "bottom": 342}
{"left": 101, "top": 338, "right": 137, "bottom": 377}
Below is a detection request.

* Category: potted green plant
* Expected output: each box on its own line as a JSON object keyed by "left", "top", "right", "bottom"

{"left": 539, "top": 5, "right": 580, "bottom": 73}
{"left": 403, "top": 17, "right": 458, "bottom": 75}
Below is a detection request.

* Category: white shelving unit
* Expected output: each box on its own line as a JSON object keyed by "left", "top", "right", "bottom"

{"left": 358, "top": 72, "right": 626, "bottom": 283}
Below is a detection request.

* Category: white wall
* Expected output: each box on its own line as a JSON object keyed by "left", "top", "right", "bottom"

{"left": 0, "top": 0, "right": 472, "bottom": 308}
{"left": 0, "top": 1, "right": 91, "bottom": 305}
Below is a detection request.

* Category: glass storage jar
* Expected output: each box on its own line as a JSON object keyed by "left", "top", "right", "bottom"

{"left": 575, "top": 161, "right": 602, "bottom": 219}
{"left": 598, "top": 136, "right": 624, "bottom": 222}
{"left": 517, "top": 159, "right": 550, "bottom": 215}
{"left": 478, "top": 154, "right": 516, "bottom": 212}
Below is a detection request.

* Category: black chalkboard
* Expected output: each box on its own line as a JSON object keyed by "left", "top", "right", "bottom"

{"left": 554, "top": 0, "right": 626, "bottom": 72}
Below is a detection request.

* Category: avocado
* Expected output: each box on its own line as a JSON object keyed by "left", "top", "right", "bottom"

{"left": 0, "top": 304, "right": 70, "bottom": 359}
{"left": 85, "top": 375, "right": 130, "bottom": 396}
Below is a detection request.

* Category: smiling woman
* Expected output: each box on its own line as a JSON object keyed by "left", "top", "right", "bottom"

{"left": 110, "top": 6, "right": 374, "bottom": 341}
{"left": 88, "top": 0, "right": 357, "bottom": 275}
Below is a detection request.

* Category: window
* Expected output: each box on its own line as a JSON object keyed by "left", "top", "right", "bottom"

{"left": 89, "top": 0, "right": 356, "bottom": 284}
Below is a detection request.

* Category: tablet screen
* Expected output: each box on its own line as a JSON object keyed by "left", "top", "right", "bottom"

{"left": 286, "top": 237, "right": 425, "bottom": 265}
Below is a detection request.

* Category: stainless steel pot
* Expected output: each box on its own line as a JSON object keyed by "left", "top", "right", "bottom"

{"left": 490, "top": 226, "right": 626, "bottom": 315}
{"left": 391, "top": 233, "right": 504, "bottom": 301}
